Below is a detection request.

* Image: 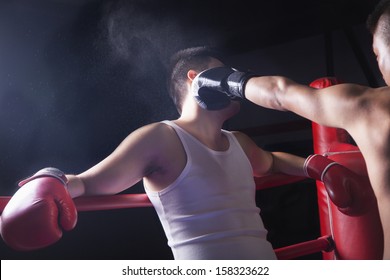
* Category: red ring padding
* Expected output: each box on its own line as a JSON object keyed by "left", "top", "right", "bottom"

{"left": 0, "top": 193, "right": 152, "bottom": 212}
{"left": 309, "top": 77, "right": 383, "bottom": 259}
{"left": 0, "top": 172, "right": 306, "bottom": 212}
{"left": 255, "top": 174, "right": 306, "bottom": 190}
{"left": 0, "top": 193, "right": 152, "bottom": 213}
{"left": 0, "top": 173, "right": 305, "bottom": 213}
{"left": 274, "top": 235, "right": 334, "bottom": 260}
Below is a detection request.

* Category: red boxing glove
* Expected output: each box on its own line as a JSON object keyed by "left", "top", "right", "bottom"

{"left": 303, "top": 154, "right": 371, "bottom": 216}
{"left": 0, "top": 168, "right": 77, "bottom": 251}
{"left": 309, "top": 77, "right": 343, "bottom": 89}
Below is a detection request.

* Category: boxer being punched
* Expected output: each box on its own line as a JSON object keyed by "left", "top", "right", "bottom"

{"left": 1, "top": 47, "right": 366, "bottom": 259}
{"left": 190, "top": 0, "right": 390, "bottom": 260}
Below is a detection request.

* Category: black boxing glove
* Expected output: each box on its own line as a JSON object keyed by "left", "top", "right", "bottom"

{"left": 191, "top": 67, "right": 258, "bottom": 110}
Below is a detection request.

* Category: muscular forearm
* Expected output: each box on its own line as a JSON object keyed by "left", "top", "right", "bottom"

{"left": 66, "top": 169, "right": 141, "bottom": 198}
{"left": 245, "top": 76, "right": 305, "bottom": 112}
{"left": 66, "top": 174, "right": 116, "bottom": 198}
{"left": 244, "top": 76, "right": 286, "bottom": 110}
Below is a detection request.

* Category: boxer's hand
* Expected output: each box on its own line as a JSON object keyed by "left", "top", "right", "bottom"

{"left": 304, "top": 154, "right": 373, "bottom": 216}
{"left": 191, "top": 67, "right": 258, "bottom": 110}
{"left": 0, "top": 168, "right": 77, "bottom": 251}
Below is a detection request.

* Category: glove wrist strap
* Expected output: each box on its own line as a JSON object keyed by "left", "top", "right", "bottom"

{"left": 304, "top": 154, "right": 340, "bottom": 181}
{"left": 18, "top": 167, "right": 68, "bottom": 187}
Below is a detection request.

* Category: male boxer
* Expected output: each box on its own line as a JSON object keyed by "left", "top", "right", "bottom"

{"left": 1, "top": 47, "right": 366, "bottom": 260}
{"left": 190, "top": 0, "right": 390, "bottom": 259}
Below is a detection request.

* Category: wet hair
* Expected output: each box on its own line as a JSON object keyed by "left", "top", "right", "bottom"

{"left": 167, "top": 46, "right": 225, "bottom": 114}
{"left": 367, "top": 0, "right": 390, "bottom": 43}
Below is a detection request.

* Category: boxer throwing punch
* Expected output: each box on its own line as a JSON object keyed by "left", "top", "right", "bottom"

{"left": 1, "top": 47, "right": 366, "bottom": 260}
{"left": 191, "top": 0, "right": 390, "bottom": 260}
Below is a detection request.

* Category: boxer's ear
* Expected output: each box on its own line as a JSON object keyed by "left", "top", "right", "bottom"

{"left": 187, "top": 70, "right": 198, "bottom": 81}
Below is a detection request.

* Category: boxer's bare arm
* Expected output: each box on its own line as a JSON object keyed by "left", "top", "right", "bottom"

{"left": 245, "top": 76, "right": 375, "bottom": 131}
{"left": 233, "top": 131, "right": 305, "bottom": 177}
{"left": 66, "top": 123, "right": 182, "bottom": 197}
{"left": 233, "top": 131, "right": 273, "bottom": 176}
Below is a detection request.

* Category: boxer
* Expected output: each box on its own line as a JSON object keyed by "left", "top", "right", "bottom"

{"left": 0, "top": 47, "right": 369, "bottom": 259}
{"left": 190, "top": 0, "right": 390, "bottom": 260}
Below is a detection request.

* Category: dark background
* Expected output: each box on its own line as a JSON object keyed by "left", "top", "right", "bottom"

{"left": 0, "top": 0, "right": 383, "bottom": 259}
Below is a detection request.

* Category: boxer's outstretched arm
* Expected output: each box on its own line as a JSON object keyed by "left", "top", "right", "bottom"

{"left": 1, "top": 123, "right": 171, "bottom": 251}
{"left": 66, "top": 122, "right": 168, "bottom": 198}
{"left": 232, "top": 131, "right": 369, "bottom": 215}
{"left": 190, "top": 67, "right": 374, "bottom": 130}
{"left": 244, "top": 76, "right": 373, "bottom": 130}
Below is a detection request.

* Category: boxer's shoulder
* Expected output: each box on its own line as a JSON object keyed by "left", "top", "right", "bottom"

{"left": 127, "top": 122, "right": 177, "bottom": 142}
{"left": 132, "top": 122, "right": 186, "bottom": 156}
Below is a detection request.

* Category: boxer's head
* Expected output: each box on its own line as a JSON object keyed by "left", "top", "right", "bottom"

{"left": 367, "top": 0, "right": 390, "bottom": 85}
{"left": 367, "top": 0, "right": 390, "bottom": 38}
{"left": 167, "top": 46, "right": 225, "bottom": 114}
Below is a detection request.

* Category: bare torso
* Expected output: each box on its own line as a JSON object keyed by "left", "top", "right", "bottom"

{"left": 347, "top": 90, "right": 390, "bottom": 259}
{"left": 349, "top": 90, "right": 390, "bottom": 197}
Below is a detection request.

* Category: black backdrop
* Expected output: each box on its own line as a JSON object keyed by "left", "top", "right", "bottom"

{"left": 0, "top": 0, "right": 381, "bottom": 259}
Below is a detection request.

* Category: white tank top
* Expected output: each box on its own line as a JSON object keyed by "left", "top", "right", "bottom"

{"left": 144, "top": 121, "right": 276, "bottom": 260}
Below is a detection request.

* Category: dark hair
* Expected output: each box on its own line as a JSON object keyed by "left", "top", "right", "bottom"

{"left": 367, "top": 0, "right": 390, "bottom": 42}
{"left": 167, "top": 46, "right": 225, "bottom": 114}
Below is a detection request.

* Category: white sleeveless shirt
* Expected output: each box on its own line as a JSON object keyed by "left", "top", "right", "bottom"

{"left": 144, "top": 121, "right": 276, "bottom": 260}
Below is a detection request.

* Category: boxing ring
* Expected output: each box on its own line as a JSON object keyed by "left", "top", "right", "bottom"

{"left": 0, "top": 78, "right": 383, "bottom": 260}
